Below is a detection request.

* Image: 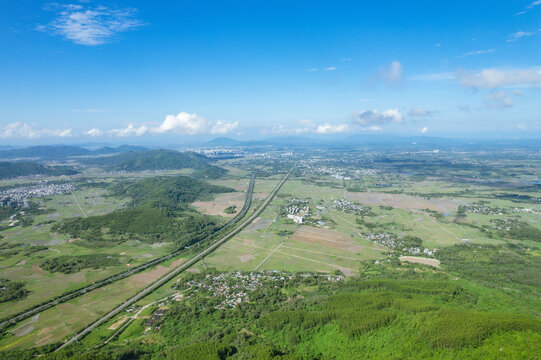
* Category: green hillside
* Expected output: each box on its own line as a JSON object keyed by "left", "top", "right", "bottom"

{"left": 86, "top": 150, "right": 213, "bottom": 171}
{"left": 0, "top": 162, "right": 77, "bottom": 179}
{"left": 53, "top": 175, "right": 234, "bottom": 247}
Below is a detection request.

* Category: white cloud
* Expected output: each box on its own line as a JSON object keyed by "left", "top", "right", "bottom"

{"left": 506, "top": 30, "right": 536, "bottom": 42}
{"left": 516, "top": 124, "right": 528, "bottom": 131}
{"left": 261, "top": 120, "right": 346, "bottom": 135}
{"left": 152, "top": 112, "right": 237, "bottom": 136}
{"left": 382, "top": 61, "right": 403, "bottom": 83}
{"left": 484, "top": 91, "right": 514, "bottom": 109}
{"left": 82, "top": 112, "right": 238, "bottom": 138}
{"left": 516, "top": 1, "right": 541, "bottom": 15}
{"left": 211, "top": 120, "right": 239, "bottom": 135}
{"left": 316, "top": 123, "right": 350, "bottom": 134}
{"left": 152, "top": 112, "right": 210, "bottom": 135}
{"left": 352, "top": 109, "right": 404, "bottom": 126}
{"left": 457, "top": 67, "right": 541, "bottom": 89}
{"left": 110, "top": 124, "right": 148, "bottom": 137}
{"left": 420, "top": 127, "right": 428, "bottom": 134}
{"left": 39, "top": 4, "right": 142, "bottom": 45}
{"left": 409, "top": 107, "right": 435, "bottom": 117}
{"left": 0, "top": 122, "right": 72, "bottom": 139}
{"left": 457, "top": 49, "right": 495, "bottom": 58}
{"left": 84, "top": 128, "right": 103, "bottom": 137}
{"left": 307, "top": 66, "right": 337, "bottom": 72}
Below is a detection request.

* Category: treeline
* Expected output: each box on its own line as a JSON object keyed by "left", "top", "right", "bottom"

{"left": 40, "top": 254, "right": 120, "bottom": 274}
{"left": 0, "top": 278, "right": 28, "bottom": 303}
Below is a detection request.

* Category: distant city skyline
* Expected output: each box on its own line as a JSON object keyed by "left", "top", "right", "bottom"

{"left": 1, "top": 0, "right": 540, "bottom": 143}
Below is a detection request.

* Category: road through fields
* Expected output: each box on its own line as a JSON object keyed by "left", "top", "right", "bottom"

{"left": 56, "top": 165, "right": 295, "bottom": 351}
{"left": 0, "top": 173, "right": 256, "bottom": 333}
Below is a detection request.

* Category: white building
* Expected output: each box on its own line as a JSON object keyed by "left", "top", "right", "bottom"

{"left": 287, "top": 214, "right": 305, "bottom": 224}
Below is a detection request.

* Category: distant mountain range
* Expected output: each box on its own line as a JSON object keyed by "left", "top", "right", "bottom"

{"left": 206, "top": 136, "right": 541, "bottom": 150}
{"left": 0, "top": 145, "right": 147, "bottom": 160}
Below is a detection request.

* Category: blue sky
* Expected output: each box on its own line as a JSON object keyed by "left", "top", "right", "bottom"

{"left": 0, "top": 0, "right": 540, "bottom": 144}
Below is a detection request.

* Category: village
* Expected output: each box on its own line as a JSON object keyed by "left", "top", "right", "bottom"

{"left": 175, "top": 270, "right": 344, "bottom": 310}
{"left": 0, "top": 182, "right": 74, "bottom": 208}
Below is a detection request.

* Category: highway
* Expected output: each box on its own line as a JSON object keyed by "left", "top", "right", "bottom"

{"left": 0, "top": 172, "right": 256, "bottom": 332}
{"left": 55, "top": 164, "right": 295, "bottom": 351}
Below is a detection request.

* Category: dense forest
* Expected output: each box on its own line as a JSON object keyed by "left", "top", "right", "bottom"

{"left": 0, "top": 162, "right": 77, "bottom": 179}
{"left": 40, "top": 254, "right": 120, "bottom": 274}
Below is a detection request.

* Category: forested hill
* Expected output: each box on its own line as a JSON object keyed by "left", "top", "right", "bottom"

{"left": 0, "top": 162, "right": 77, "bottom": 179}
{"left": 53, "top": 175, "right": 234, "bottom": 247}
{"left": 84, "top": 150, "right": 213, "bottom": 171}
{"left": 111, "top": 175, "right": 234, "bottom": 210}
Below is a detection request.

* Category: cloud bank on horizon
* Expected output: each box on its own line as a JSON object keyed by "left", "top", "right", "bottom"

{"left": 1, "top": 1, "right": 540, "bottom": 141}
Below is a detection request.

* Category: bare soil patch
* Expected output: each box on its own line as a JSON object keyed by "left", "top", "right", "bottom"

{"left": 192, "top": 192, "right": 246, "bottom": 217}
{"left": 30, "top": 265, "right": 47, "bottom": 276}
{"left": 399, "top": 256, "right": 440, "bottom": 268}
{"left": 346, "top": 191, "right": 457, "bottom": 214}
{"left": 108, "top": 316, "right": 127, "bottom": 330}
{"left": 290, "top": 226, "right": 373, "bottom": 253}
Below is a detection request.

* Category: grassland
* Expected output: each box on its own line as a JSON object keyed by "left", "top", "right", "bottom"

{"left": 0, "top": 149, "right": 540, "bottom": 358}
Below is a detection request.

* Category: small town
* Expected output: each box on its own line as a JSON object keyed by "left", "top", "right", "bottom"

{"left": 0, "top": 182, "right": 74, "bottom": 208}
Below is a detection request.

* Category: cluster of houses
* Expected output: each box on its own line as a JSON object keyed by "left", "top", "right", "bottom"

{"left": 283, "top": 198, "right": 310, "bottom": 224}
{"left": 459, "top": 203, "right": 506, "bottom": 215}
{"left": 332, "top": 198, "right": 369, "bottom": 216}
{"left": 514, "top": 207, "right": 540, "bottom": 215}
{"left": 0, "top": 182, "right": 74, "bottom": 208}
{"left": 179, "top": 271, "right": 293, "bottom": 309}
{"left": 363, "top": 232, "right": 437, "bottom": 257}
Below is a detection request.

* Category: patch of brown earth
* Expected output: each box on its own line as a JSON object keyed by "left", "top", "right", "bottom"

{"left": 108, "top": 317, "right": 128, "bottom": 330}
{"left": 290, "top": 226, "right": 374, "bottom": 253}
{"left": 192, "top": 192, "right": 246, "bottom": 217}
{"left": 399, "top": 256, "right": 440, "bottom": 268}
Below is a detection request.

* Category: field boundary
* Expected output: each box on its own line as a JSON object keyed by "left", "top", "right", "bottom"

{"left": 55, "top": 165, "right": 294, "bottom": 351}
